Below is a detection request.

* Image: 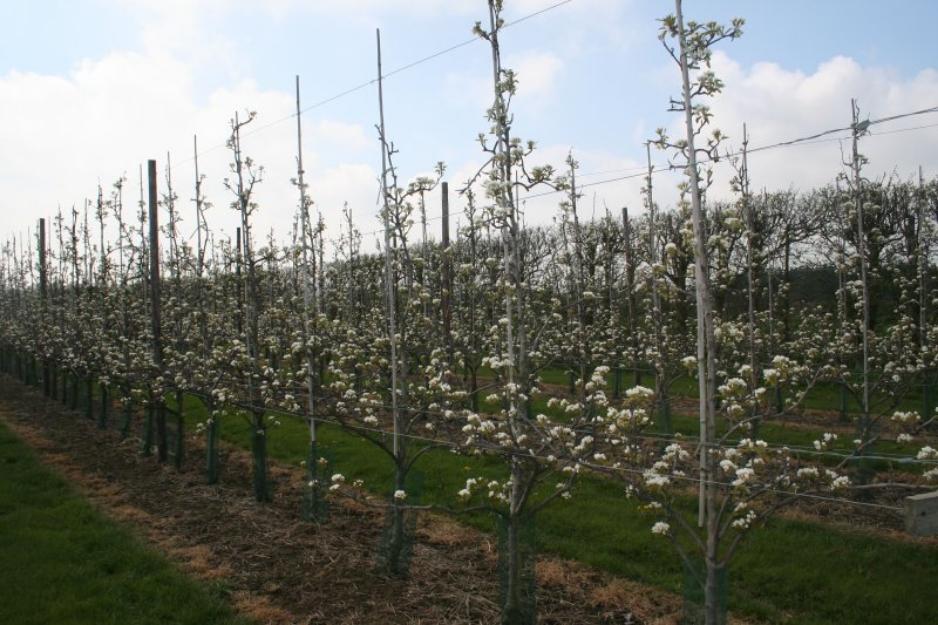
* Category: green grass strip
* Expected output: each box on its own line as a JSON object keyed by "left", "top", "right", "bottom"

{"left": 0, "top": 419, "right": 251, "bottom": 625}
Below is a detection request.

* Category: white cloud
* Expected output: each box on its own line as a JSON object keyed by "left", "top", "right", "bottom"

{"left": 0, "top": 47, "right": 375, "bottom": 251}
{"left": 309, "top": 163, "right": 381, "bottom": 248}
{"left": 440, "top": 142, "right": 648, "bottom": 233}
{"left": 508, "top": 51, "right": 563, "bottom": 99}
{"left": 695, "top": 52, "right": 938, "bottom": 200}
{"left": 625, "top": 52, "right": 938, "bottom": 215}
{"left": 0, "top": 50, "right": 197, "bottom": 228}
{"left": 494, "top": 53, "right": 938, "bottom": 223}
{"left": 443, "top": 69, "right": 492, "bottom": 111}
{"left": 312, "top": 120, "right": 371, "bottom": 153}
{"left": 442, "top": 48, "right": 563, "bottom": 116}
{"left": 511, "top": 0, "right": 637, "bottom": 51}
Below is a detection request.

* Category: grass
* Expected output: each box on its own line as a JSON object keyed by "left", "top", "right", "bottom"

{"left": 0, "top": 419, "right": 250, "bottom": 625}
{"left": 479, "top": 392, "right": 922, "bottom": 475}
{"left": 496, "top": 365, "right": 937, "bottom": 416}
{"left": 477, "top": 364, "right": 932, "bottom": 477}
{"left": 173, "top": 394, "right": 938, "bottom": 625}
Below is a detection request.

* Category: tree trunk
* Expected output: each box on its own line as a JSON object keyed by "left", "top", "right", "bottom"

{"left": 69, "top": 374, "right": 79, "bottom": 410}
{"left": 142, "top": 401, "right": 154, "bottom": 456}
{"left": 205, "top": 399, "right": 220, "bottom": 484}
{"left": 120, "top": 392, "right": 133, "bottom": 439}
{"left": 97, "top": 383, "right": 108, "bottom": 429}
{"left": 704, "top": 559, "right": 724, "bottom": 625}
{"left": 174, "top": 390, "right": 184, "bottom": 470}
{"left": 85, "top": 377, "right": 94, "bottom": 420}
{"left": 385, "top": 466, "right": 408, "bottom": 576}
{"left": 502, "top": 513, "right": 524, "bottom": 625}
{"left": 251, "top": 414, "right": 270, "bottom": 502}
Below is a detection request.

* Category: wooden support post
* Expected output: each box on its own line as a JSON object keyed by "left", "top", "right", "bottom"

{"left": 148, "top": 159, "right": 167, "bottom": 463}
{"left": 905, "top": 491, "right": 938, "bottom": 536}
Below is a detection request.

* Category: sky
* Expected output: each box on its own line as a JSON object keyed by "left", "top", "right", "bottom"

{"left": 2, "top": 0, "right": 938, "bottom": 254}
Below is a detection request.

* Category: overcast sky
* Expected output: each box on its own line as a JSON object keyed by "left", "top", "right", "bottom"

{"left": 3, "top": 0, "right": 938, "bottom": 253}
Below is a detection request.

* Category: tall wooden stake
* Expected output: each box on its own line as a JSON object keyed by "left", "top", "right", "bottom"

{"left": 148, "top": 159, "right": 167, "bottom": 462}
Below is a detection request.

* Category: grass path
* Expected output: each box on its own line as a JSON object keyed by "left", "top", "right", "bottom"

{"left": 0, "top": 417, "right": 250, "bottom": 625}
